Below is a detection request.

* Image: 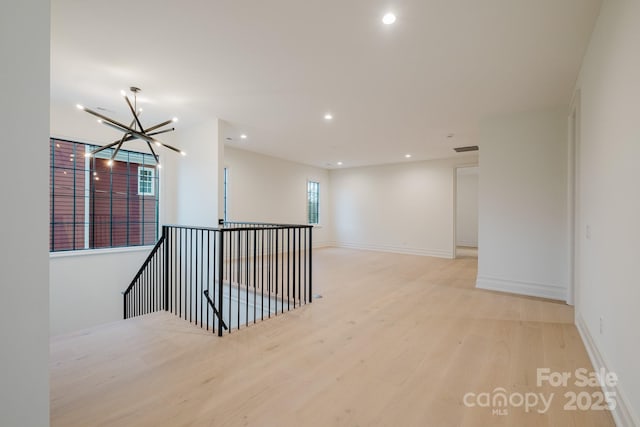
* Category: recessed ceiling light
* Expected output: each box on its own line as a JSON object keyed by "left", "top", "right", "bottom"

{"left": 382, "top": 13, "right": 396, "bottom": 25}
{"left": 337, "top": 161, "right": 343, "bottom": 166}
{"left": 240, "top": 134, "right": 247, "bottom": 139}
{"left": 324, "top": 113, "right": 333, "bottom": 120}
{"left": 405, "top": 154, "right": 412, "bottom": 158}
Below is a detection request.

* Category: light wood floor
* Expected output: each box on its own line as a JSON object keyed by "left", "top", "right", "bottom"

{"left": 50, "top": 248, "right": 614, "bottom": 427}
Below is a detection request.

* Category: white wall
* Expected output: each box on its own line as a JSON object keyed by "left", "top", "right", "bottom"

{"left": 477, "top": 108, "right": 568, "bottom": 301}
{"left": 456, "top": 167, "right": 479, "bottom": 247}
{"left": 330, "top": 156, "right": 477, "bottom": 258}
{"left": 176, "top": 119, "right": 223, "bottom": 228}
{"left": 574, "top": 1, "right": 640, "bottom": 425}
{"left": 0, "top": 0, "right": 50, "bottom": 425}
{"left": 49, "top": 248, "right": 150, "bottom": 335}
{"left": 224, "top": 147, "right": 331, "bottom": 246}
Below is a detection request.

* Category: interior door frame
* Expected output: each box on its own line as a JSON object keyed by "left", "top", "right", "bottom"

{"left": 453, "top": 163, "right": 479, "bottom": 259}
{"left": 567, "top": 89, "right": 581, "bottom": 306}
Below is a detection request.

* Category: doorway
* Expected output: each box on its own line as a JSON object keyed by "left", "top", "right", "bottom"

{"left": 455, "top": 166, "right": 479, "bottom": 258}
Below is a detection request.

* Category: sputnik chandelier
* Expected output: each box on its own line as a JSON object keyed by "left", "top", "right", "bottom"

{"left": 77, "top": 86, "right": 185, "bottom": 168}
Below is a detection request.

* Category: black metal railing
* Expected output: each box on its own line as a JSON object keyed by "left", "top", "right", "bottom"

{"left": 123, "top": 222, "right": 313, "bottom": 336}
{"left": 122, "top": 233, "right": 166, "bottom": 319}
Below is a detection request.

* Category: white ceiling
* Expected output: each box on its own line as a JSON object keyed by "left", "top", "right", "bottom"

{"left": 51, "top": 0, "right": 601, "bottom": 169}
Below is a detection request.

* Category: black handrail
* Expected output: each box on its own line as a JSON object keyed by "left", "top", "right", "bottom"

{"left": 122, "top": 233, "right": 166, "bottom": 320}
{"left": 203, "top": 290, "right": 228, "bottom": 330}
{"left": 221, "top": 220, "right": 314, "bottom": 229}
{"left": 123, "top": 234, "right": 166, "bottom": 295}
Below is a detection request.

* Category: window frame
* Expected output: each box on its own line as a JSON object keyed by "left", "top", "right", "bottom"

{"left": 137, "top": 166, "right": 156, "bottom": 196}
{"left": 307, "top": 180, "right": 320, "bottom": 225}
{"left": 223, "top": 166, "right": 229, "bottom": 222}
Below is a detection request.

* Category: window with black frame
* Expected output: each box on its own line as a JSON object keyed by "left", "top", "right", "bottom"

{"left": 49, "top": 138, "right": 159, "bottom": 252}
{"left": 307, "top": 180, "right": 319, "bottom": 225}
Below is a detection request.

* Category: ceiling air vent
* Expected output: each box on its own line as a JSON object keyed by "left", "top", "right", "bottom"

{"left": 453, "top": 145, "right": 479, "bottom": 153}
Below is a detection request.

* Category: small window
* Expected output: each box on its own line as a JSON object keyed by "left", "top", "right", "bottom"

{"left": 223, "top": 167, "right": 229, "bottom": 222}
{"left": 307, "top": 181, "right": 319, "bottom": 225}
{"left": 138, "top": 167, "right": 155, "bottom": 196}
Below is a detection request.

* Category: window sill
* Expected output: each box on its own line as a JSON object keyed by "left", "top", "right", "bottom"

{"left": 49, "top": 245, "right": 154, "bottom": 259}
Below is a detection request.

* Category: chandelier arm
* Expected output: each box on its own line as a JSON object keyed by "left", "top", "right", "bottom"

{"left": 99, "top": 119, "right": 158, "bottom": 146}
{"left": 144, "top": 119, "right": 174, "bottom": 133}
{"left": 144, "top": 141, "right": 160, "bottom": 164}
{"left": 110, "top": 133, "right": 131, "bottom": 161}
{"left": 89, "top": 141, "right": 122, "bottom": 156}
{"left": 123, "top": 95, "right": 145, "bottom": 132}
{"left": 110, "top": 119, "right": 137, "bottom": 160}
{"left": 82, "top": 107, "right": 134, "bottom": 134}
{"left": 155, "top": 141, "right": 183, "bottom": 154}
{"left": 147, "top": 127, "right": 175, "bottom": 137}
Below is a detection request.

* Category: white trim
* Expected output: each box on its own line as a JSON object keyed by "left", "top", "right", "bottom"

{"left": 452, "top": 167, "right": 458, "bottom": 259}
{"left": 333, "top": 241, "right": 453, "bottom": 259}
{"left": 456, "top": 240, "right": 478, "bottom": 247}
{"left": 223, "top": 166, "right": 230, "bottom": 222}
{"left": 49, "top": 245, "right": 154, "bottom": 259}
{"left": 453, "top": 164, "right": 479, "bottom": 259}
{"left": 311, "top": 241, "right": 332, "bottom": 249}
{"left": 476, "top": 275, "right": 567, "bottom": 301}
{"left": 567, "top": 89, "right": 581, "bottom": 306}
{"left": 576, "top": 314, "right": 639, "bottom": 427}
{"left": 84, "top": 145, "right": 90, "bottom": 249}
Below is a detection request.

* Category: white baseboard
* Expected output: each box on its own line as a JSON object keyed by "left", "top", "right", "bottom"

{"left": 576, "top": 314, "right": 639, "bottom": 427}
{"left": 456, "top": 240, "right": 478, "bottom": 247}
{"left": 476, "top": 275, "right": 567, "bottom": 301}
{"left": 333, "top": 241, "right": 453, "bottom": 259}
{"left": 312, "top": 241, "right": 333, "bottom": 249}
